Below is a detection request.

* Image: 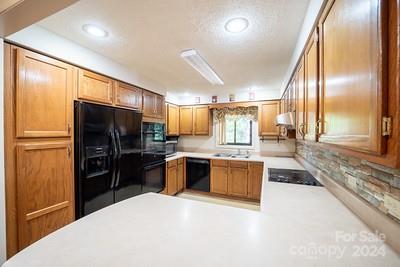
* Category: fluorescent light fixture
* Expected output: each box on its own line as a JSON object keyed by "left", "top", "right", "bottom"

{"left": 225, "top": 18, "right": 249, "bottom": 33}
{"left": 82, "top": 24, "right": 108, "bottom": 38}
{"left": 180, "top": 49, "right": 224, "bottom": 85}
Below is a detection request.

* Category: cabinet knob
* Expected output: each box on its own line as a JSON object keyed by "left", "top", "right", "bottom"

{"left": 67, "top": 123, "right": 71, "bottom": 134}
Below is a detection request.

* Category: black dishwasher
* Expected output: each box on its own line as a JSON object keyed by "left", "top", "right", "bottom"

{"left": 186, "top": 158, "right": 210, "bottom": 192}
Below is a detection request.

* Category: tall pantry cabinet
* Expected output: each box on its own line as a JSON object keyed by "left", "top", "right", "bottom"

{"left": 4, "top": 45, "right": 75, "bottom": 256}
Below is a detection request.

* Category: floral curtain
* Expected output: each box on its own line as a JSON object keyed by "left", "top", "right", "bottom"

{"left": 214, "top": 106, "right": 258, "bottom": 122}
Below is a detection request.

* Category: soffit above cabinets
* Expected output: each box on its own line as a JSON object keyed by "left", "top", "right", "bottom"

{"left": 37, "top": 0, "right": 310, "bottom": 96}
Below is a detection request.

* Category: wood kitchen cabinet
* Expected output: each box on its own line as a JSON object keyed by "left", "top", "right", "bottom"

{"left": 143, "top": 90, "right": 165, "bottom": 120}
{"left": 15, "top": 49, "right": 73, "bottom": 138}
{"left": 259, "top": 101, "right": 280, "bottom": 136}
{"left": 179, "top": 106, "right": 193, "bottom": 135}
{"left": 193, "top": 106, "right": 210, "bottom": 135}
{"left": 248, "top": 162, "right": 263, "bottom": 200}
{"left": 304, "top": 29, "right": 319, "bottom": 141}
{"left": 16, "top": 141, "right": 74, "bottom": 249}
{"left": 166, "top": 159, "right": 184, "bottom": 195}
{"left": 210, "top": 160, "right": 229, "bottom": 195}
{"left": 78, "top": 69, "right": 113, "bottom": 105}
{"left": 166, "top": 103, "right": 180, "bottom": 136}
{"left": 228, "top": 161, "right": 249, "bottom": 198}
{"left": 317, "top": 0, "right": 387, "bottom": 154}
{"left": 295, "top": 57, "right": 306, "bottom": 140}
{"left": 114, "top": 81, "right": 142, "bottom": 110}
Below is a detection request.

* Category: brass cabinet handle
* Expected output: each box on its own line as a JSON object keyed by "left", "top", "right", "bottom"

{"left": 299, "top": 123, "right": 305, "bottom": 137}
{"left": 67, "top": 123, "right": 71, "bottom": 135}
{"left": 67, "top": 145, "right": 71, "bottom": 158}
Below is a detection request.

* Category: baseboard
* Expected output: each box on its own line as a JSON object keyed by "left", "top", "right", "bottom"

{"left": 295, "top": 155, "right": 400, "bottom": 254}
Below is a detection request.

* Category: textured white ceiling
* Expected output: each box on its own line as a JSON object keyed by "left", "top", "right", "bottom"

{"left": 38, "top": 0, "right": 309, "bottom": 97}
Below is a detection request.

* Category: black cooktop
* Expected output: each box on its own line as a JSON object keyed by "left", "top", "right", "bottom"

{"left": 268, "top": 168, "right": 323, "bottom": 187}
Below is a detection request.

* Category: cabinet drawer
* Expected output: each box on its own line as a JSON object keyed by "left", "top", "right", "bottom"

{"left": 212, "top": 159, "right": 228, "bottom": 167}
{"left": 229, "top": 161, "right": 248, "bottom": 169}
{"left": 167, "top": 160, "right": 177, "bottom": 168}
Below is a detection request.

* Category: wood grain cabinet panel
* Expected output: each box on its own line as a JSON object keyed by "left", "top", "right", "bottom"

{"left": 318, "top": 0, "right": 387, "bottom": 154}
{"left": 78, "top": 69, "right": 113, "bottom": 104}
{"left": 167, "top": 162, "right": 178, "bottom": 195}
{"left": 167, "top": 103, "right": 180, "bottom": 136}
{"left": 248, "top": 162, "right": 264, "bottom": 200}
{"left": 296, "top": 57, "right": 306, "bottom": 140}
{"left": 210, "top": 160, "right": 228, "bottom": 195}
{"left": 155, "top": 95, "right": 165, "bottom": 119}
{"left": 16, "top": 142, "right": 74, "bottom": 249}
{"left": 143, "top": 91, "right": 165, "bottom": 119}
{"left": 177, "top": 160, "right": 184, "bottom": 192}
{"left": 228, "top": 162, "right": 248, "bottom": 198}
{"left": 304, "top": 29, "right": 319, "bottom": 141}
{"left": 114, "top": 81, "right": 142, "bottom": 109}
{"left": 193, "top": 106, "right": 210, "bottom": 135}
{"left": 15, "top": 49, "right": 73, "bottom": 138}
{"left": 259, "top": 101, "right": 280, "bottom": 136}
{"left": 179, "top": 107, "right": 193, "bottom": 135}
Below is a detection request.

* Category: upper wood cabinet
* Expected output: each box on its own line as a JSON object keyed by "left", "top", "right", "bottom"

{"left": 166, "top": 103, "right": 180, "bottom": 136}
{"left": 114, "top": 81, "right": 142, "bottom": 110}
{"left": 304, "top": 29, "right": 319, "bottom": 141}
{"left": 143, "top": 90, "right": 165, "bottom": 119}
{"left": 179, "top": 106, "right": 193, "bottom": 135}
{"left": 16, "top": 141, "right": 74, "bottom": 249}
{"left": 193, "top": 106, "right": 210, "bottom": 135}
{"left": 318, "top": 0, "right": 386, "bottom": 154}
{"left": 15, "top": 49, "right": 73, "bottom": 138}
{"left": 296, "top": 57, "right": 306, "bottom": 140}
{"left": 259, "top": 101, "right": 280, "bottom": 136}
{"left": 78, "top": 69, "right": 113, "bottom": 105}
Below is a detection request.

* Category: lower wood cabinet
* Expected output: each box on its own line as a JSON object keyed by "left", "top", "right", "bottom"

{"left": 165, "top": 159, "right": 184, "bottom": 195}
{"left": 210, "top": 160, "right": 263, "bottom": 200}
{"left": 16, "top": 141, "right": 74, "bottom": 249}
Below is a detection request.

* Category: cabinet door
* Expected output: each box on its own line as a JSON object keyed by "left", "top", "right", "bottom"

{"left": 210, "top": 160, "right": 228, "bottom": 195}
{"left": 167, "top": 104, "right": 180, "bottom": 136}
{"left": 304, "top": 30, "right": 319, "bottom": 141}
{"left": 228, "top": 166, "right": 248, "bottom": 198}
{"left": 318, "top": 0, "right": 386, "bottom": 154}
{"left": 143, "top": 91, "right": 156, "bottom": 118}
{"left": 248, "top": 162, "right": 263, "bottom": 200}
{"left": 114, "top": 81, "right": 142, "bottom": 109}
{"left": 78, "top": 69, "right": 113, "bottom": 104}
{"left": 177, "top": 162, "right": 184, "bottom": 192}
{"left": 16, "top": 142, "right": 74, "bottom": 249}
{"left": 155, "top": 95, "right": 165, "bottom": 119}
{"left": 194, "top": 106, "right": 210, "bottom": 135}
{"left": 296, "top": 57, "right": 306, "bottom": 140}
{"left": 16, "top": 49, "right": 72, "bottom": 138}
{"left": 167, "top": 164, "right": 178, "bottom": 195}
{"left": 259, "top": 101, "right": 279, "bottom": 136}
{"left": 179, "top": 107, "right": 193, "bottom": 135}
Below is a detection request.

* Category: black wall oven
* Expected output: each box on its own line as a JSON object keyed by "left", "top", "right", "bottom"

{"left": 142, "top": 122, "right": 166, "bottom": 193}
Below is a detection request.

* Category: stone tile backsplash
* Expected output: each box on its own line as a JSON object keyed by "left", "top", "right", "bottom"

{"left": 296, "top": 142, "right": 400, "bottom": 224}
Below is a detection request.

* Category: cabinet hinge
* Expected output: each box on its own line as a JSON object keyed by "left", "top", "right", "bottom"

{"left": 382, "top": 117, "right": 392, "bottom": 136}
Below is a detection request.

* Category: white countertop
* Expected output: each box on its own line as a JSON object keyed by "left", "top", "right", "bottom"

{"left": 3, "top": 154, "right": 400, "bottom": 266}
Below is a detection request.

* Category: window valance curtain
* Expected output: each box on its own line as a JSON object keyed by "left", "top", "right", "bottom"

{"left": 214, "top": 106, "right": 258, "bottom": 122}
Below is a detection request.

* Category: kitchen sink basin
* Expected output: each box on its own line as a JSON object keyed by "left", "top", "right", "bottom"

{"left": 213, "top": 153, "right": 232, "bottom": 158}
{"left": 230, "top": 154, "right": 250, "bottom": 159}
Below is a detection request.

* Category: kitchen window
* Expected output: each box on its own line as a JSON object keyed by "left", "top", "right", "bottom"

{"left": 225, "top": 115, "right": 252, "bottom": 146}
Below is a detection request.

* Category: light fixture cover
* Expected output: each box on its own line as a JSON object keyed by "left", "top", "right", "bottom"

{"left": 180, "top": 49, "right": 224, "bottom": 85}
{"left": 82, "top": 24, "right": 108, "bottom": 38}
{"left": 225, "top": 18, "right": 249, "bottom": 33}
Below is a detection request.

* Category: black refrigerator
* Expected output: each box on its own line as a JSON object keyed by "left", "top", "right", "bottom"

{"left": 75, "top": 102, "right": 143, "bottom": 218}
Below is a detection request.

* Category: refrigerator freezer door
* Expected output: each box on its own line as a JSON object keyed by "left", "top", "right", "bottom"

{"left": 114, "top": 108, "right": 143, "bottom": 202}
{"left": 75, "top": 102, "right": 116, "bottom": 218}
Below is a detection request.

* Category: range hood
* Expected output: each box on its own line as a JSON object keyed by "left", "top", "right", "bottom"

{"left": 276, "top": 112, "right": 294, "bottom": 128}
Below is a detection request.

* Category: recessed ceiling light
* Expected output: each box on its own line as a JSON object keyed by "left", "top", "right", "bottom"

{"left": 82, "top": 24, "right": 108, "bottom": 38}
{"left": 225, "top": 18, "right": 249, "bottom": 33}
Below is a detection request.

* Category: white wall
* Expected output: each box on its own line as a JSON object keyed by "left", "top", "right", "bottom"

{"left": 7, "top": 25, "right": 166, "bottom": 95}
{"left": 280, "top": 0, "right": 325, "bottom": 94}
{"left": 0, "top": 38, "right": 6, "bottom": 265}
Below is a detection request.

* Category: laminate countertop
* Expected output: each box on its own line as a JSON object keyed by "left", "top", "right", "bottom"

{"left": 3, "top": 154, "right": 400, "bottom": 267}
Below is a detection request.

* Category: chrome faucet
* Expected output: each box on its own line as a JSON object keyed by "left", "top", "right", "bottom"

{"left": 237, "top": 148, "right": 241, "bottom": 155}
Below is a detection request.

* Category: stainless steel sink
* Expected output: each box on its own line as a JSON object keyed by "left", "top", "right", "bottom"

{"left": 213, "top": 153, "right": 232, "bottom": 158}
{"left": 230, "top": 154, "right": 250, "bottom": 159}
